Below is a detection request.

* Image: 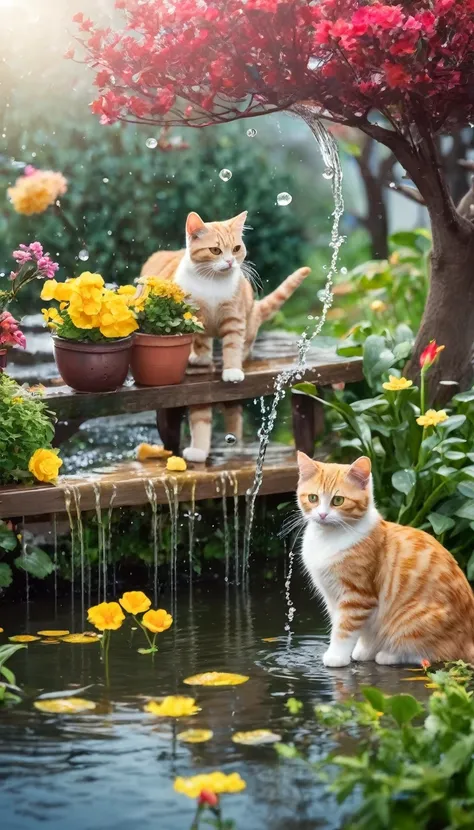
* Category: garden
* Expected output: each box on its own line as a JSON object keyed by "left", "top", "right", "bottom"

{"left": 2, "top": 1, "right": 474, "bottom": 829}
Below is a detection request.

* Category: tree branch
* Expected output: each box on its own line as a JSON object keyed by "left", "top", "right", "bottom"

{"left": 387, "top": 181, "right": 426, "bottom": 206}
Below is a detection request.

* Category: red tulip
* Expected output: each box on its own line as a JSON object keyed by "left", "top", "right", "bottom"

{"left": 198, "top": 789, "right": 219, "bottom": 808}
{"left": 419, "top": 340, "right": 445, "bottom": 370}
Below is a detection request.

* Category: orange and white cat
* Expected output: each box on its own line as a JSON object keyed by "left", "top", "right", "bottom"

{"left": 142, "top": 211, "right": 310, "bottom": 461}
{"left": 297, "top": 452, "right": 474, "bottom": 667}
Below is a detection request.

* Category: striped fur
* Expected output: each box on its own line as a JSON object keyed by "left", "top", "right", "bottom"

{"left": 141, "top": 212, "right": 310, "bottom": 461}
{"left": 297, "top": 453, "right": 474, "bottom": 667}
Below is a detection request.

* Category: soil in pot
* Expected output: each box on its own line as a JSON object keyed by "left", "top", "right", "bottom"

{"left": 53, "top": 336, "right": 134, "bottom": 393}
{"left": 130, "top": 333, "right": 192, "bottom": 386}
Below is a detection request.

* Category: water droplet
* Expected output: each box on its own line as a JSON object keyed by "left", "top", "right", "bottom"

{"left": 145, "top": 138, "right": 158, "bottom": 149}
{"left": 225, "top": 433, "right": 236, "bottom": 445}
{"left": 322, "top": 169, "right": 334, "bottom": 180}
{"left": 219, "top": 168, "right": 232, "bottom": 182}
{"left": 103, "top": 177, "right": 109, "bottom": 183}
{"left": 276, "top": 192, "right": 292, "bottom": 206}
{"left": 340, "top": 266, "right": 348, "bottom": 275}
{"left": 78, "top": 249, "right": 89, "bottom": 262}
{"left": 246, "top": 128, "right": 257, "bottom": 138}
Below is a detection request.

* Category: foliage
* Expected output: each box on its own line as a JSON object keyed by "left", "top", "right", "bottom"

{"left": 300, "top": 663, "right": 474, "bottom": 830}
{"left": 0, "top": 373, "right": 56, "bottom": 484}
{"left": 0, "top": 643, "right": 25, "bottom": 707}
{"left": 135, "top": 278, "right": 204, "bottom": 336}
{"left": 0, "top": 520, "right": 55, "bottom": 591}
{"left": 295, "top": 333, "right": 474, "bottom": 574}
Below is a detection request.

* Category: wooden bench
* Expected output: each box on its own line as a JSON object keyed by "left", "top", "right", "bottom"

{"left": 1, "top": 332, "right": 363, "bottom": 518}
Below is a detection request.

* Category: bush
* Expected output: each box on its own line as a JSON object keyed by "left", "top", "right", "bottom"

{"left": 0, "top": 373, "right": 55, "bottom": 484}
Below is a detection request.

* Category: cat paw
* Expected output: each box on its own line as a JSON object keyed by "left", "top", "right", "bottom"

{"left": 188, "top": 353, "right": 213, "bottom": 366}
{"left": 183, "top": 447, "right": 208, "bottom": 463}
{"left": 352, "top": 640, "right": 376, "bottom": 662}
{"left": 323, "top": 649, "right": 350, "bottom": 668}
{"left": 375, "top": 651, "right": 403, "bottom": 666}
{"left": 222, "top": 368, "right": 245, "bottom": 383}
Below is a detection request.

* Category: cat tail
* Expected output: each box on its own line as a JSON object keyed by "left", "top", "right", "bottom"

{"left": 255, "top": 267, "right": 311, "bottom": 323}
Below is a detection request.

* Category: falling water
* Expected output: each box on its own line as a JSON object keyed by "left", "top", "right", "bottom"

{"left": 163, "top": 477, "right": 179, "bottom": 612}
{"left": 105, "top": 484, "right": 117, "bottom": 599}
{"left": 63, "top": 485, "right": 75, "bottom": 615}
{"left": 232, "top": 475, "right": 240, "bottom": 585}
{"left": 220, "top": 473, "right": 230, "bottom": 584}
{"left": 52, "top": 514, "right": 58, "bottom": 615}
{"left": 92, "top": 482, "right": 106, "bottom": 602}
{"left": 71, "top": 486, "right": 85, "bottom": 628}
{"left": 188, "top": 480, "right": 197, "bottom": 585}
{"left": 242, "top": 117, "right": 344, "bottom": 578}
{"left": 284, "top": 546, "right": 296, "bottom": 646}
{"left": 144, "top": 478, "right": 159, "bottom": 606}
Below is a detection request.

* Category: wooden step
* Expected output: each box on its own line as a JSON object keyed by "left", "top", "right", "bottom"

{"left": 0, "top": 448, "right": 300, "bottom": 519}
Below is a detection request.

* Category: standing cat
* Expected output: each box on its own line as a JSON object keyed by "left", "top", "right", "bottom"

{"left": 141, "top": 211, "right": 310, "bottom": 461}
{"left": 297, "top": 452, "right": 474, "bottom": 667}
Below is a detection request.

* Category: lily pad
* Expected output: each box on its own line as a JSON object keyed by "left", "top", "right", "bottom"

{"left": 34, "top": 697, "right": 96, "bottom": 714}
{"left": 9, "top": 635, "right": 40, "bottom": 643}
{"left": 37, "top": 630, "right": 70, "bottom": 637}
{"left": 232, "top": 729, "right": 281, "bottom": 745}
{"left": 183, "top": 672, "right": 249, "bottom": 686}
{"left": 177, "top": 729, "right": 213, "bottom": 743}
{"left": 40, "top": 639, "right": 61, "bottom": 646}
{"left": 62, "top": 634, "right": 99, "bottom": 644}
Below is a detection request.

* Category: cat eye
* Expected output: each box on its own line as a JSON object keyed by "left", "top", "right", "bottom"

{"left": 331, "top": 495, "right": 345, "bottom": 506}
{"left": 233, "top": 245, "right": 241, "bottom": 253}
{"left": 308, "top": 494, "right": 319, "bottom": 504}
{"left": 209, "top": 247, "right": 222, "bottom": 255}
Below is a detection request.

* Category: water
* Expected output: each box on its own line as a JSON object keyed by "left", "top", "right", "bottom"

{"left": 246, "top": 128, "right": 257, "bottom": 138}
{"left": 0, "top": 583, "right": 432, "bottom": 830}
{"left": 144, "top": 479, "right": 159, "bottom": 605}
{"left": 242, "top": 117, "right": 345, "bottom": 579}
{"left": 145, "top": 137, "right": 158, "bottom": 148}
{"left": 276, "top": 191, "right": 292, "bottom": 206}
{"left": 219, "top": 168, "right": 232, "bottom": 182}
{"left": 221, "top": 474, "right": 230, "bottom": 584}
{"left": 71, "top": 487, "right": 86, "bottom": 628}
{"left": 78, "top": 248, "right": 89, "bottom": 262}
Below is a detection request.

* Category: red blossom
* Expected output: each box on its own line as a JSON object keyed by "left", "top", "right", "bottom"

{"left": 198, "top": 789, "right": 219, "bottom": 808}
{"left": 420, "top": 340, "right": 445, "bottom": 370}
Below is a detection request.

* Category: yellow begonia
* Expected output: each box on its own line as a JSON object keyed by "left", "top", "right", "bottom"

{"left": 144, "top": 696, "right": 200, "bottom": 717}
{"left": 7, "top": 170, "right": 67, "bottom": 216}
{"left": 174, "top": 771, "right": 246, "bottom": 799}
{"left": 142, "top": 609, "right": 173, "bottom": 633}
{"left": 416, "top": 409, "right": 448, "bottom": 428}
{"left": 119, "top": 591, "right": 151, "bottom": 615}
{"left": 117, "top": 285, "right": 137, "bottom": 296}
{"left": 382, "top": 375, "right": 413, "bottom": 392}
{"left": 87, "top": 601, "right": 125, "bottom": 631}
{"left": 183, "top": 311, "right": 193, "bottom": 320}
{"left": 166, "top": 456, "right": 187, "bottom": 472}
{"left": 28, "top": 448, "right": 63, "bottom": 483}
{"left": 140, "top": 276, "right": 186, "bottom": 303}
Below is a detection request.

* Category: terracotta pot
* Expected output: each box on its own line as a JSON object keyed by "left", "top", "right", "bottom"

{"left": 53, "top": 336, "right": 134, "bottom": 393}
{"left": 0, "top": 349, "right": 7, "bottom": 373}
{"left": 130, "top": 333, "right": 193, "bottom": 386}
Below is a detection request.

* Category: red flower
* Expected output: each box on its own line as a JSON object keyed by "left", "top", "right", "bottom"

{"left": 420, "top": 340, "right": 445, "bottom": 370}
{"left": 384, "top": 63, "right": 410, "bottom": 88}
{"left": 421, "top": 659, "right": 431, "bottom": 669}
{"left": 198, "top": 789, "right": 219, "bottom": 808}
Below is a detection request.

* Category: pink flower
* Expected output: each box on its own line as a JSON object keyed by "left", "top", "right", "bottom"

{"left": 0, "top": 311, "right": 26, "bottom": 349}
{"left": 23, "top": 165, "right": 38, "bottom": 177}
{"left": 11, "top": 242, "right": 58, "bottom": 280}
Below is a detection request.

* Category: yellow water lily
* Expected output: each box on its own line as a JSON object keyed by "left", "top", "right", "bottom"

{"left": 136, "top": 443, "right": 172, "bottom": 462}
{"left": 9, "top": 634, "right": 40, "bottom": 643}
{"left": 174, "top": 771, "right": 246, "bottom": 799}
{"left": 177, "top": 729, "right": 214, "bottom": 743}
{"left": 232, "top": 729, "right": 282, "bottom": 745}
{"left": 144, "top": 696, "right": 200, "bottom": 717}
{"left": 34, "top": 697, "right": 96, "bottom": 714}
{"left": 142, "top": 609, "right": 173, "bottom": 633}
{"left": 183, "top": 672, "right": 249, "bottom": 687}
{"left": 61, "top": 634, "right": 99, "bottom": 644}
{"left": 119, "top": 591, "right": 151, "bottom": 615}
{"left": 416, "top": 409, "right": 448, "bottom": 428}
{"left": 87, "top": 601, "right": 125, "bottom": 631}
{"left": 382, "top": 375, "right": 413, "bottom": 392}
{"left": 37, "top": 629, "right": 70, "bottom": 637}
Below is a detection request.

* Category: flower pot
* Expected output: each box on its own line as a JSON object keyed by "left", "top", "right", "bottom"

{"left": 0, "top": 349, "right": 7, "bottom": 373}
{"left": 130, "top": 333, "right": 193, "bottom": 386}
{"left": 53, "top": 336, "right": 134, "bottom": 393}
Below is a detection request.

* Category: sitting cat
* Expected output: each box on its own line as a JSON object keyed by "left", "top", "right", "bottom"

{"left": 297, "top": 452, "right": 474, "bottom": 667}
{"left": 141, "top": 211, "right": 310, "bottom": 462}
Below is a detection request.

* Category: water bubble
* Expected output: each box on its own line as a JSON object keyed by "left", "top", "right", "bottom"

{"left": 340, "top": 266, "right": 348, "bottom": 275}
{"left": 103, "top": 177, "right": 109, "bottom": 183}
{"left": 145, "top": 137, "right": 158, "bottom": 149}
{"left": 219, "top": 168, "right": 232, "bottom": 182}
{"left": 246, "top": 128, "right": 257, "bottom": 138}
{"left": 225, "top": 433, "right": 237, "bottom": 445}
{"left": 78, "top": 249, "right": 89, "bottom": 262}
{"left": 276, "top": 192, "right": 292, "bottom": 206}
{"left": 322, "top": 169, "right": 334, "bottom": 180}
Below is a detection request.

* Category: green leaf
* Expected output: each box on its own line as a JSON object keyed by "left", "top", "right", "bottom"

{"left": 455, "top": 501, "right": 474, "bottom": 521}
{"left": 393, "top": 341, "right": 412, "bottom": 362}
{"left": 137, "top": 647, "right": 157, "bottom": 655}
{"left": 467, "top": 552, "right": 474, "bottom": 581}
{"left": 275, "top": 743, "right": 300, "bottom": 759}
{"left": 363, "top": 335, "right": 386, "bottom": 376}
{"left": 0, "top": 644, "right": 26, "bottom": 669}
{"left": 457, "top": 481, "right": 474, "bottom": 499}
{"left": 453, "top": 390, "right": 474, "bottom": 403}
{"left": 439, "top": 735, "right": 474, "bottom": 776}
{"left": 388, "top": 694, "right": 423, "bottom": 726}
{"left": 14, "top": 548, "right": 55, "bottom": 579}
{"left": 438, "top": 414, "right": 466, "bottom": 435}
{"left": 286, "top": 697, "right": 303, "bottom": 715}
{"left": 0, "top": 521, "right": 17, "bottom": 552}
{"left": 292, "top": 382, "right": 317, "bottom": 398}
{"left": 0, "top": 563, "right": 13, "bottom": 588}
{"left": 362, "top": 686, "right": 386, "bottom": 713}
{"left": 444, "top": 451, "right": 466, "bottom": 461}
{"left": 427, "top": 513, "right": 455, "bottom": 535}
{"left": 0, "top": 665, "right": 15, "bottom": 685}
{"left": 392, "top": 469, "right": 416, "bottom": 495}
{"left": 336, "top": 341, "right": 363, "bottom": 358}
{"left": 351, "top": 397, "right": 387, "bottom": 413}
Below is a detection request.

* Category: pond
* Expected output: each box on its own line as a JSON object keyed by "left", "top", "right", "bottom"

{"left": 0, "top": 574, "right": 432, "bottom": 830}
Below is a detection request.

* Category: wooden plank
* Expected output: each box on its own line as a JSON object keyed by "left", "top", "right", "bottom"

{"left": 0, "top": 452, "right": 300, "bottom": 519}
{"left": 43, "top": 350, "right": 362, "bottom": 421}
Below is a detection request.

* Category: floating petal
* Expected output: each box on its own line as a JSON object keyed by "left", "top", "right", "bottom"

{"left": 40, "top": 639, "right": 61, "bottom": 646}
{"left": 401, "top": 676, "right": 429, "bottom": 682}
{"left": 144, "top": 696, "right": 200, "bottom": 717}
{"left": 62, "top": 634, "right": 99, "bottom": 644}
{"left": 232, "top": 729, "right": 281, "bottom": 745}
{"left": 177, "top": 729, "right": 213, "bottom": 743}
{"left": 262, "top": 637, "right": 279, "bottom": 643}
{"left": 34, "top": 697, "right": 96, "bottom": 714}
{"left": 9, "top": 635, "right": 40, "bottom": 643}
{"left": 184, "top": 672, "right": 249, "bottom": 686}
{"left": 174, "top": 771, "right": 246, "bottom": 799}
{"left": 37, "top": 630, "right": 70, "bottom": 637}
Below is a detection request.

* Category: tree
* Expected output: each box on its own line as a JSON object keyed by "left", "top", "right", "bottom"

{"left": 75, "top": 0, "right": 474, "bottom": 396}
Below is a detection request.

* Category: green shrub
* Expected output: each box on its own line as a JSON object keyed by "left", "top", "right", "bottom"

{"left": 0, "top": 373, "right": 55, "bottom": 484}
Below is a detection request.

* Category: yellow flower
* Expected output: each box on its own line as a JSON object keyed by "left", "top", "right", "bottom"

{"left": 40, "top": 280, "right": 58, "bottom": 302}
{"left": 140, "top": 276, "right": 186, "bottom": 303}
{"left": 183, "top": 672, "right": 249, "bottom": 687}
{"left": 144, "top": 696, "right": 200, "bottom": 717}
{"left": 9, "top": 634, "right": 40, "bottom": 643}
{"left": 34, "top": 697, "right": 96, "bottom": 714}
{"left": 99, "top": 291, "right": 138, "bottom": 338}
{"left": 232, "top": 730, "right": 281, "bottom": 745}
{"left": 142, "top": 609, "right": 173, "bottom": 633}
{"left": 370, "top": 299, "right": 387, "bottom": 313}
{"left": 183, "top": 311, "right": 193, "bottom": 320}
{"left": 0, "top": 628, "right": 3, "bottom": 634}
{"left": 177, "top": 729, "right": 214, "bottom": 743}
{"left": 416, "top": 409, "right": 448, "bottom": 428}
{"left": 68, "top": 272, "right": 105, "bottom": 326}
{"left": 87, "top": 601, "right": 125, "bottom": 631}
{"left": 166, "top": 456, "right": 187, "bottom": 472}
{"left": 389, "top": 252, "right": 400, "bottom": 266}
{"left": 11, "top": 396, "right": 23, "bottom": 404}
{"left": 382, "top": 375, "right": 413, "bottom": 392}
{"left": 7, "top": 169, "right": 67, "bottom": 215}
{"left": 117, "top": 285, "right": 137, "bottom": 296}
{"left": 119, "top": 591, "right": 151, "bottom": 615}
{"left": 136, "top": 443, "right": 172, "bottom": 462}
{"left": 28, "top": 448, "right": 63, "bottom": 483}
{"left": 174, "top": 771, "right": 246, "bottom": 799}
{"left": 29, "top": 384, "right": 45, "bottom": 395}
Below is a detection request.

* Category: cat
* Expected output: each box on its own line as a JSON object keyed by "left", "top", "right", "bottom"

{"left": 297, "top": 452, "right": 474, "bottom": 667}
{"left": 141, "top": 211, "right": 311, "bottom": 462}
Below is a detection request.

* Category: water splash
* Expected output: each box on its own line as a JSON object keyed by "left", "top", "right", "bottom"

{"left": 63, "top": 485, "right": 75, "bottom": 616}
{"left": 52, "top": 514, "right": 58, "bottom": 615}
{"left": 92, "top": 482, "right": 106, "bottom": 602}
{"left": 188, "top": 480, "right": 197, "bottom": 585}
{"left": 105, "top": 484, "right": 117, "bottom": 598}
{"left": 284, "top": 546, "right": 296, "bottom": 646}
{"left": 277, "top": 191, "right": 292, "bottom": 206}
{"left": 232, "top": 474, "right": 240, "bottom": 585}
{"left": 219, "top": 168, "right": 232, "bottom": 181}
{"left": 242, "top": 117, "right": 344, "bottom": 579}
{"left": 144, "top": 479, "right": 159, "bottom": 606}
{"left": 220, "top": 473, "right": 230, "bottom": 584}
{"left": 71, "top": 486, "right": 85, "bottom": 628}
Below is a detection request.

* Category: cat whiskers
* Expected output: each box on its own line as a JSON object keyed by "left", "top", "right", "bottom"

{"left": 242, "top": 261, "right": 263, "bottom": 294}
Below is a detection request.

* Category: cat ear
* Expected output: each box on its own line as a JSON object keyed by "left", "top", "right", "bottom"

{"left": 347, "top": 457, "right": 372, "bottom": 489}
{"left": 297, "top": 451, "right": 319, "bottom": 481}
{"left": 230, "top": 211, "right": 248, "bottom": 233}
{"left": 186, "top": 212, "right": 207, "bottom": 238}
